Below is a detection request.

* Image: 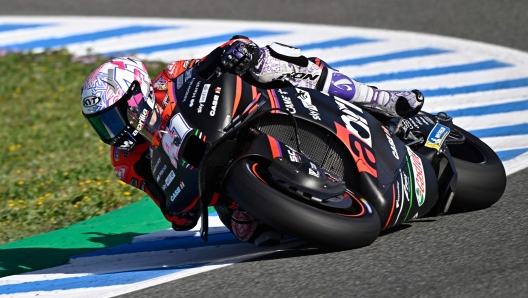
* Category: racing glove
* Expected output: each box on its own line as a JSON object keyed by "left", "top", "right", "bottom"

{"left": 221, "top": 40, "right": 260, "bottom": 75}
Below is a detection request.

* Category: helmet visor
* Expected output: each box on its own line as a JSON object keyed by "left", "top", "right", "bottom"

{"left": 84, "top": 103, "right": 128, "bottom": 145}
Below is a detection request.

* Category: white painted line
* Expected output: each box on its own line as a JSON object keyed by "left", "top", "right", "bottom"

{"left": 425, "top": 87, "right": 528, "bottom": 112}
{"left": 339, "top": 52, "right": 500, "bottom": 78}
{"left": 375, "top": 66, "right": 528, "bottom": 91}
{"left": 481, "top": 135, "right": 528, "bottom": 152}
{"left": 504, "top": 151, "right": 528, "bottom": 175}
{"left": 2, "top": 15, "right": 528, "bottom": 297}
{"left": 453, "top": 110, "right": 528, "bottom": 131}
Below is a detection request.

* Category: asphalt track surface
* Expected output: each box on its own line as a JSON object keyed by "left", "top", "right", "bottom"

{"left": 2, "top": 1, "right": 528, "bottom": 297}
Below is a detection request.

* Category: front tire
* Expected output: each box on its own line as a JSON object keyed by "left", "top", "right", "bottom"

{"left": 447, "top": 125, "right": 507, "bottom": 212}
{"left": 223, "top": 159, "right": 381, "bottom": 250}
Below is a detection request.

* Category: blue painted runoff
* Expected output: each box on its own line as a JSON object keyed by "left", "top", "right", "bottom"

{"left": 422, "top": 77, "right": 528, "bottom": 97}
{"left": 330, "top": 47, "right": 451, "bottom": 68}
{"left": 105, "top": 29, "right": 286, "bottom": 55}
{"left": 0, "top": 263, "right": 207, "bottom": 295}
{"left": 355, "top": 60, "right": 511, "bottom": 83}
{"left": 441, "top": 98, "right": 528, "bottom": 118}
{"left": 297, "top": 36, "right": 379, "bottom": 51}
{"left": 496, "top": 147, "right": 528, "bottom": 161}
{"left": 470, "top": 123, "right": 528, "bottom": 139}
{"left": 2, "top": 25, "right": 177, "bottom": 51}
{"left": 0, "top": 23, "right": 50, "bottom": 33}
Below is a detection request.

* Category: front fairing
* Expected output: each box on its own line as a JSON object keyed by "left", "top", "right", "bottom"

{"left": 151, "top": 67, "right": 443, "bottom": 230}
{"left": 265, "top": 87, "right": 440, "bottom": 228}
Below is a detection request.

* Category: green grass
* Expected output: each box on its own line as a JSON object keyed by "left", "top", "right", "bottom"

{"left": 0, "top": 49, "right": 167, "bottom": 245}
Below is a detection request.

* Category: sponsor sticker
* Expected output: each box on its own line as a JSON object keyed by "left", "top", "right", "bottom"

{"left": 165, "top": 61, "right": 180, "bottom": 78}
{"left": 152, "top": 157, "right": 161, "bottom": 172}
{"left": 170, "top": 181, "right": 186, "bottom": 201}
{"left": 409, "top": 118, "right": 419, "bottom": 128}
{"left": 189, "top": 81, "right": 201, "bottom": 107}
{"left": 335, "top": 97, "right": 372, "bottom": 147}
{"left": 197, "top": 83, "right": 211, "bottom": 113}
{"left": 82, "top": 96, "right": 101, "bottom": 108}
{"left": 176, "top": 75, "right": 184, "bottom": 89}
{"left": 286, "top": 146, "right": 302, "bottom": 163}
{"left": 184, "top": 68, "right": 192, "bottom": 82}
{"left": 277, "top": 72, "right": 319, "bottom": 81}
{"left": 161, "top": 93, "right": 170, "bottom": 109}
{"left": 161, "top": 113, "right": 192, "bottom": 168}
{"left": 421, "top": 116, "right": 436, "bottom": 125}
{"left": 308, "top": 162, "right": 320, "bottom": 178}
{"left": 199, "top": 84, "right": 210, "bottom": 103}
{"left": 210, "top": 87, "right": 221, "bottom": 116}
{"left": 133, "top": 109, "right": 149, "bottom": 133}
{"left": 118, "top": 139, "right": 136, "bottom": 151}
{"left": 156, "top": 164, "right": 167, "bottom": 182}
{"left": 402, "top": 119, "right": 414, "bottom": 130}
{"left": 425, "top": 123, "right": 450, "bottom": 151}
{"left": 406, "top": 147, "right": 426, "bottom": 206}
{"left": 154, "top": 77, "right": 167, "bottom": 91}
{"left": 182, "top": 78, "right": 195, "bottom": 102}
{"left": 113, "top": 166, "right": 128, "bottom": 180}
{"left": 295, "top": 88, "right": 320, "bottom": 120}
{"left": 162, "top": 170, "right": 176, "bottom": 191}
{"left": 277, "top": 89, "right": 296, "bottom": 114}
{"left": 113, "top": 147, "right": 120, "bottom": 161}
{"left": 382, "top": 126, "right": 399, "bottom": 160}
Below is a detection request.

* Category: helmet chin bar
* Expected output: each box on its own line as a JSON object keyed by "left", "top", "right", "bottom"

{"left": 112, "top": 125, "right": 143, "bottom": 152}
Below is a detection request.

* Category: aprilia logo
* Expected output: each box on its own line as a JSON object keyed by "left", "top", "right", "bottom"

{"left": 132, "top": 109, "right": 149, "bottom": 135}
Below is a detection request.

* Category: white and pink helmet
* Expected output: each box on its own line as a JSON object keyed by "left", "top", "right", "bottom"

{"left": 81, "top": 57, "right": 161, "bottom": 150}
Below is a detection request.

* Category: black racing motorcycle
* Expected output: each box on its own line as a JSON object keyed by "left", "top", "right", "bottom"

{"left": 149, "top": 68, "right": 507, "bottom": 250}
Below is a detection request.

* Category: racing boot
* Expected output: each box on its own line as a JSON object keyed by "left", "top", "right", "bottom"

{"left": 323, "top": 70, "right": 425, "bottom": 118}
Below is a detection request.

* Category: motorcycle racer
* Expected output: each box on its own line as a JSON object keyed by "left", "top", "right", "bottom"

{"left": 80, "top": 35, "right": 424, "bottom": 246}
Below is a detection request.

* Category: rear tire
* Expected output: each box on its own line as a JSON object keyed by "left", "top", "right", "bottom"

{"left": 447, "top": 125, "right": 507, "bottom": 212}
{"left": 224, "top": 159, "right": 381, "bottom": 250}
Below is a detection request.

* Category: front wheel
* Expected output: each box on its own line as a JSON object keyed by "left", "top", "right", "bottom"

{"left": 223, "top": 159, "right": 381, "bottom": 250}
{"left": 447, "top": 125, "right": 507, "bottom": 212}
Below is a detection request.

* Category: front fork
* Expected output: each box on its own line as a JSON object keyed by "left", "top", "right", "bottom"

{"left": 434, "top": 149, "right": 458, "bottom": 215}
{"left": 391, "top": 112, "right": 458, "bottom": 216}
{"left": 416, "top": 113, "right": 458, "bottom": 215}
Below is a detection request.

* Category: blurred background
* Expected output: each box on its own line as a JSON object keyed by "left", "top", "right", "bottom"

{"left": 0, "top": 0, "right": 526, "bottom": 243}
{"left": 1, "top": 0, "right": 527, "bottom": 51}
{"left": 1, "top": 1, "right": 528, "bottom": 296}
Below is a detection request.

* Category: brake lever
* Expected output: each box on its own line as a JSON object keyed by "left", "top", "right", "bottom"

{"left": 207, "top": 66, "right": 224, "bottom": 80}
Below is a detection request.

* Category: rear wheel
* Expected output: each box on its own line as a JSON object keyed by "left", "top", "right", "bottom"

{"left": 223, "top": 158, "right": 381, "bottom": 250}
{"left": 446, "top": 125, "right": 507, "bottom": 212}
